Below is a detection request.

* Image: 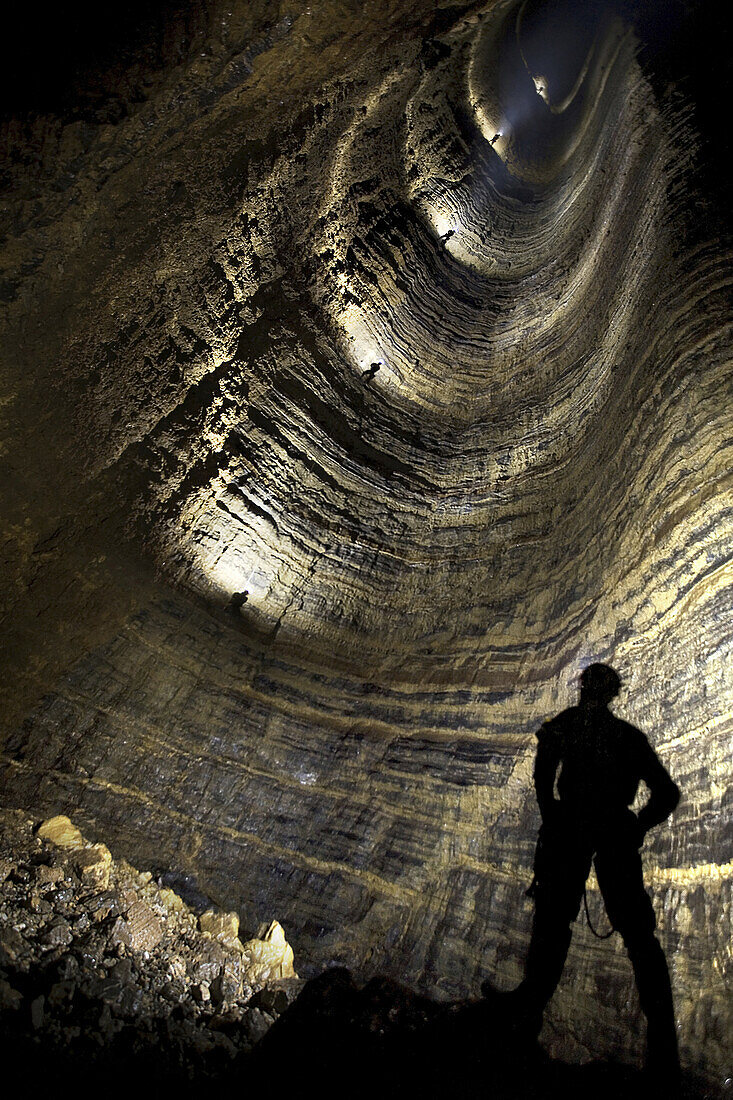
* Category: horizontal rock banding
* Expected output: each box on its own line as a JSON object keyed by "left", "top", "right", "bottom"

{"left": 1, "top": 0, "right": 730, "bottom": 1086}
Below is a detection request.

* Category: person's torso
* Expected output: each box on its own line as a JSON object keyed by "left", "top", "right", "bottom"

{"left": 550, "top": 707, "right": 644, "bottom": 821}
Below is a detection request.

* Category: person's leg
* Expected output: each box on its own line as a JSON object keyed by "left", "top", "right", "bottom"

{"left": 595, "top": 834, "right": 679, "bottom": 1078}
{"left": 628, "top": 935, "right": 679, "bottom": 1079}
{"left": 521, "top": 824, "right": 592, "bottom": 1011}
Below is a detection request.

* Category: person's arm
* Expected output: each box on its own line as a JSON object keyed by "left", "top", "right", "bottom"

{"left": 635, "top": 733, "right": 680, "bottom": 836}
{"left": 534, "top": 723, "right": 562, "bottom": 824}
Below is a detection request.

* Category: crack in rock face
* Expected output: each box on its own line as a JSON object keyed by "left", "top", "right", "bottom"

{"left": 1, "top": 0, "right": 731, "bottom": 1087}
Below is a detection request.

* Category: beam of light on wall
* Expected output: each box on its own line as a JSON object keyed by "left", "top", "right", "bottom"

{"left": 471, "top": 99, "right": 512, "bottom": 162}
{"left": 174, "top": 492, "right": 283, "bottom": 615}
{"left": 335, "top": 300, "right": 392, "bottom": 382}
{"left": 206, "top": 553, "right": 269, "bottom": 604}
{"left": 532, "top": 74, "right": 550, "bottom": 104}
{"left": 515, "top": 0, "right": 599, "bottom": 116}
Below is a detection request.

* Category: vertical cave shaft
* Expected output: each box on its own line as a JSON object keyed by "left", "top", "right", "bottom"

{"left": 1, "top": 0, "right": 730, "bottom": 1082}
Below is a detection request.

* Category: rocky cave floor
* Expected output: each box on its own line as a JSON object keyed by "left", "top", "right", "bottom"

{"left": 0, "top": 809, "right": 714, "bottom": 1099}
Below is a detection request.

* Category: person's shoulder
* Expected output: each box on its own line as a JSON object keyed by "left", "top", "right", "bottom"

{"left": 612, "top": 714, "right": 644, "bottom": 736}
{"left": 611, "top": 715, "right": 651, "bottom": 749}
{"left": 536, "top": 706, "right": 577, "bottom": 739}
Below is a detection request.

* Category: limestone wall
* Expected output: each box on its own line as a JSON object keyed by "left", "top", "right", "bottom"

{"left": 1, "top": 0, "right": 730, "bottom": 1087}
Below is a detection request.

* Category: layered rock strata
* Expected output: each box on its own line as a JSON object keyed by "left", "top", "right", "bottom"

{"left": 1, "top": 0, "right": 731, "bottom": 1089}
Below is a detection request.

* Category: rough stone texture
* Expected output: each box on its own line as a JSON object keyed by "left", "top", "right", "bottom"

{"left": 37, "top": 816, "right": 84, "bottom": 851}
{"left": 0, "top": 0, "right": 730, "bottom": 1091}
{"left": 241, "top": 919, "right": 298, "bottom": 984}
{"left": 75, "top": 842, "right": 113, "bottom": 890}
{"left": 0, "top": 808, "right": 299, "bottom": 1073}
{"left": 200, "top": 908, "right": 240, "bottom": 941}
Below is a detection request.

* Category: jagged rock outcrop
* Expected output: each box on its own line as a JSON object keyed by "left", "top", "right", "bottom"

{"left": 1, "top": 0, "right": 730, "bottom": 1091}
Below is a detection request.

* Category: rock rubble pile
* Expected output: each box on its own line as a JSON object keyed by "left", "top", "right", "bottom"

{"left": 0, "top": 809, "right": 301, "bottom": 1080}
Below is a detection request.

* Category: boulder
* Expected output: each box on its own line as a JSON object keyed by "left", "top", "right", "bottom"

{"left": 75, "top": 843, "right": 112, "bottom": 890}
{"left": 0, "top": 979, "right": 23, "bottom": 1011}
{"left": 117, "top": 899, "right": 163, "bottom": 953}
{"left": 42, "top": 919, "right": 73, "bottom": 949}
{"left": 36, "top": 816, "right": 84, "bottom": 850}
{"left": 210, "top": 969, "right": 240, "bottom": 1005}
{"left": 199, "top": 908, "right": 240, "bottom": 941}
{"left": 241, "top": 921, "right": 297, "bottom": 985}
{"left": 30, "top": 994, "right": 45, "bottom": 1029}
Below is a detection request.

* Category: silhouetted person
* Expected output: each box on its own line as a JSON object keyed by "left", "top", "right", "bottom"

{"left": 508, "top": 664, "right": 681, "bottom": 1078}
{"left": 227, "top": 590, "right": 249, "bottom": 614}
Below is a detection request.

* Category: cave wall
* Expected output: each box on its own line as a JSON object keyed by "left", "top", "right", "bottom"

{"left": 1, "top": 0, "right": 731, "bottom": 1085}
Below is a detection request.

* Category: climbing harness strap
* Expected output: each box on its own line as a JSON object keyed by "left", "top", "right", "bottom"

{"left": 583, "top": 884, "right": 615, "bottom": 939}
{"left": 526, "top": 831, "right": 615, "bottom": 938}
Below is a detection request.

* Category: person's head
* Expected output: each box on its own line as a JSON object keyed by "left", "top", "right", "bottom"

{"left": 579, "top": 663, "right": 621, "bottom": 707}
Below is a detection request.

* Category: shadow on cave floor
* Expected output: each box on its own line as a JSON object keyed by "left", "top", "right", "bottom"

{"left": 0, "top": 967, "right": 715, "bottom": 1099}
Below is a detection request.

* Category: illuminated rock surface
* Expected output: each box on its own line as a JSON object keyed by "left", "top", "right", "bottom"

{"left": 1, "top": 0, "right": 730, "bottom": 1090}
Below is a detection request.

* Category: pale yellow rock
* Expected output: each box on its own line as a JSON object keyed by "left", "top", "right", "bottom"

{"left": 159, "top": 886, "right": 188, "bottom": 913}
{"left": 199, "top": 908, "right": 240, "bottom": 940}
{"left": 37, "top": 815, "right": 83, "bottom": 850}
{"left": 75, "top": 843, "right": 112, "bottom": 889}
{"left": 241, "top": 920, "right": 297, "bottom": 984}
